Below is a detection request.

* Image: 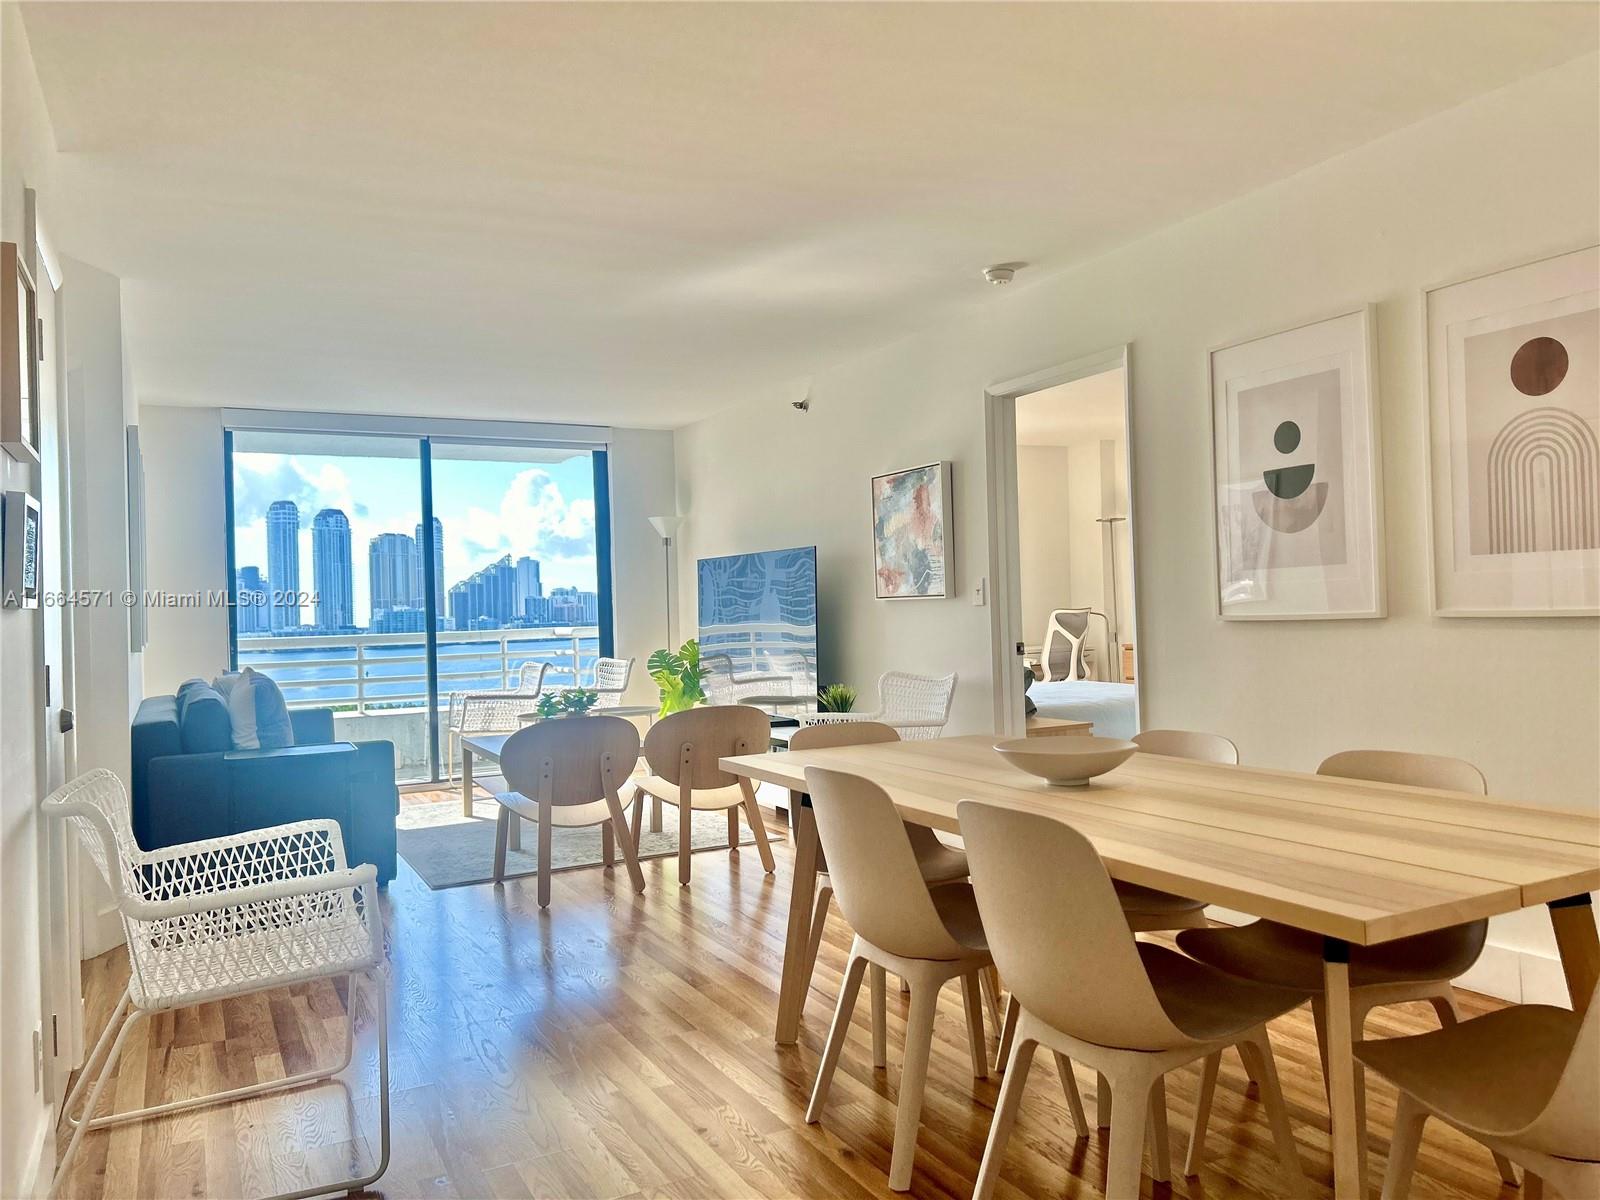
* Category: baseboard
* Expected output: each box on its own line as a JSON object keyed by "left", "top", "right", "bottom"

{"left": 1203, "top": 907, "right": 1568, "bottom": 1006}
{"left": 18, "top": 1108, "right": 52, "bottom": 1200}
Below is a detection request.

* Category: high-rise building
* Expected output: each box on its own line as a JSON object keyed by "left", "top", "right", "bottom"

{"left": 265, "top": 500, "right": 300, "bottom": 631}
{"left": 311, "top": 508, "right": 354, "bottom": 630}
{"left": 369, "top": 532, "right": 420, "bottom": 620}
{"left": 446, "top": 554, "right": 520, "bottom": 629}
{"left": 415, "top": 518, "right": 444, "bottom": 615}
{"left": 235, "top": 565, "right": 270, "bottom": 635}
{"left": 514, "top": 556, "right": 542, "bottom": 614}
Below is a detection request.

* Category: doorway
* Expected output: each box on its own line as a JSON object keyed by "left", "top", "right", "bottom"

{"left": 984, "top": 347, "right": 1141, "bottom": 737}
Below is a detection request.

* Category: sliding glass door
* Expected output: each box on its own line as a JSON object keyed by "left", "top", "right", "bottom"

{"left": 226, "top": 429, "right": 612, "bottom": 785}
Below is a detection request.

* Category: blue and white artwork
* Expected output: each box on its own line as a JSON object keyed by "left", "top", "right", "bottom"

{"left": 872, "top": 462, "right": 950, "bottom": 598}
{"left": 697, "top": 546, "right": 818, "bottom": 691}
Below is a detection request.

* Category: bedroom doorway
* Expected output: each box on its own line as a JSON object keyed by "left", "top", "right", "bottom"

{"left": 983, "top": 347, "right": 1141, "bottom": 738}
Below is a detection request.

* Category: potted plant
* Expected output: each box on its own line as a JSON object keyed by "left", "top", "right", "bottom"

{"left": 817, "top": 683, "right": 857, "bottom": 713}
{"left": 533, "top": 688, "right": 600, "bottom": 720}
{"left": 648, "top": 638, "right": 708, "bottom": 716}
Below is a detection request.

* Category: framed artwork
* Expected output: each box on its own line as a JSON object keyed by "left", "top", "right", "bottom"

{"left": 3, "top": 489, "right": 41, "bottom": 609}
{"left": 871, "top": 460, "right": 951, "bottom": 598}
{"left": 1424, "top": 246, "right": 1598, "bottom": 616}
{"left": 1209, "top": 306, "right": 1384, "bottom": 620}
{"left": 2, "top": 241, "right": 41, "bottom": 466}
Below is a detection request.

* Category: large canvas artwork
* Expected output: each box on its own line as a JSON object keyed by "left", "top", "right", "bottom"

{"left": 1210, "top": 307, "right": 1384, "bottom": 619}
{"left": 871, "top": 461, "right": 951, "bottom": 599}
{"left": 1425, "top": 246, "right": 1599, "bottom": 615}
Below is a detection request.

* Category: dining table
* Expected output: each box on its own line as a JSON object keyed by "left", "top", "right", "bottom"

{"left": 719, "top": 733, "right": 1600, "bottom": 1200}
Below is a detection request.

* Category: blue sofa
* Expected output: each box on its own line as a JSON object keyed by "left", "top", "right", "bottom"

{"left": 130, "top": 682, "right": 399, "bottom": 883}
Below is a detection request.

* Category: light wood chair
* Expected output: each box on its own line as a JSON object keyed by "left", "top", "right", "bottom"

{"left": 493, "top": 714, "right": 646, "bottom": 909}
{"left": 1133, "top": 727, "right": 1240, "bottom": 764}
{"left": 1178, "top": 748, "right": 1507, "bottom": 1191}
{"left": 1356, "top": 995, "right": 1599, "bottom": 1200}
{"left": 628, "top": 704, "right": 775, "bottom": 886}
{"left": 958, "top": 800, "right": 1310, "bottom": 1200}
{"left": 802, "top": 766, "right": 994, "bottom": 1192}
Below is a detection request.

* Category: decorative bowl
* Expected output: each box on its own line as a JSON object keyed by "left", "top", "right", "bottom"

{"left": 993, "top": 735, "right": 1137, "bottom": 788}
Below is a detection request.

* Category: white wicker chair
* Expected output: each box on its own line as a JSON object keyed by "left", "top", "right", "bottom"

{"left": 804, "top": 670, "right": 957, "bottom": 740}
{"left": 703, "top": 651, "right": 795, "bottom": 707}
{"left": 590, "top": 655, "right": 635, "bottom": 707}
{"left": 43, "top": 768, "right": 388, "bottom": 1200}
{"left": 446, "top": 660, "right": 550, "bottom": 780}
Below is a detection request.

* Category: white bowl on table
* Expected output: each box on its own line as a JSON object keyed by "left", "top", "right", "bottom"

{"left": 993, "top": 735, "right": 1137, "bottom": 788}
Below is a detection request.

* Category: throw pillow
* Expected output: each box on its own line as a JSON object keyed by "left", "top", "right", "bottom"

{"left": 226, "top": 668, "right": 296, "bottom": 751}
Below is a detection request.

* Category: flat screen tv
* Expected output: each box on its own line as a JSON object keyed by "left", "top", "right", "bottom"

{"left": 697, "top": 546, "right": 818, "bottom": 707}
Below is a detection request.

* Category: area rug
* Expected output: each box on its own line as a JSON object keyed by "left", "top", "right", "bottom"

{"left": 397, "top": 793, "right": 763, "bottom": 890}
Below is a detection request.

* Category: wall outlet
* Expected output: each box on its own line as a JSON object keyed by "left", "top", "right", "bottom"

{"left": 971, "top": 577, "right": 986, "bottom": 607}
{"left": 32, "top": 1027, "right": 43, "bottom": 1092}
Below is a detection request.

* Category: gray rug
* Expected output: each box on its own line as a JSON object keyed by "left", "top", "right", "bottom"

{"left": 397, "top": 794, "right": 760, "bottom": 890}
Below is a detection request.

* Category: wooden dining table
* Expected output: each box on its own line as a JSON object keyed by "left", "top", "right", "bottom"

{"left": 720, "top": 734, "right": 1600, "bottom": 1200}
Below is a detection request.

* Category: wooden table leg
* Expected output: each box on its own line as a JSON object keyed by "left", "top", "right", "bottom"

{"left": 461, "top": 745, "right": 474, "bottom": 817}
{"left": 775, "top": 797, "right": 820, "bottom": 1045}
{"left": 1323, "top": 938, "right": 1363, "bottom": 1200}
{"left": 1548, "top": 894, "right": 1599, "bottom": 1014}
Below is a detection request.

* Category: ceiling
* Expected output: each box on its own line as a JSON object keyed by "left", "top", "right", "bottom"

{"left": 1016, "top": 372, "right": 1127, "bottom": 448}
{"left": 21, "top": 2, "right": 1598, "bottom": 429}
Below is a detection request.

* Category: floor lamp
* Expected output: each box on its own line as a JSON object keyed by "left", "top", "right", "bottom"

{"left": 648, "top": 515, "right": 684, "bottom": 649}
{"left": 1095, "top": 514, "right": 1127, "bottom": 680}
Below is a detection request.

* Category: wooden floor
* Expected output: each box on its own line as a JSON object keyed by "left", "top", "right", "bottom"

{"left": 59, "top": 791, "right": 1522, "bottom": 1200}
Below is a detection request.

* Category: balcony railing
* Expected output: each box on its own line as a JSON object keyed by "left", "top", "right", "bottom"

{"left": 237, "top": 626, "right": 601, "bottom": 713}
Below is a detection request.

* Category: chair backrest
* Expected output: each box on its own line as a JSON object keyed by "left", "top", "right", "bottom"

{"left": 1039, "top": 609, "right": 1093, "bottom": 682}
{"left": 958, "top": 800, "right": 1195, "bottom": 1051}
{"left": 877, "top": 671, "right": 957, "bottom": 724}
{"left": 514, "top": 661, "right": 550, "bottom": 693}
{"left": 1515, "top": 992, "right": 1600, "bottom": 1160}
{"left": 787, "top": 721, "right": 900, "bottom": 752}
{"left": 592, "top": 656, "right": 633, "bottom": 696}
{"left": 40, "top": 769, "right": 139, "bottom": 906}
{"left": 805, "top": 766, "right": 969, "bottom": 961}
{"left": 641, "top": 704, "right": 770, "bottom": 789}
{"left": 499, "top": 714, "right": 642, "bottom": 808}
{"left": 1318, "top": 748, "right": 1486, "bottom": 795}
{"left": 1133, "top": 728, "right": 1239, "bottom": 765}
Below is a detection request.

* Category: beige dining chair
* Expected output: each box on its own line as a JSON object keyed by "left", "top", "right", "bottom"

{"left": 802, "top": 766, "right": 994, "bottom": 1192}
{"left": 958, "top": 800, "right": 1310, "bottom": 1200}
{"left": 493, "top": 714, "right": 646, "bottom": 909}
{"left": 628, "top": 705, "right": 775, "bottom": 886}
{"left": 1178, "top": 748, "right": 1507, "bottom": 1191}
{"left": 1356, "top": 995, "right": 1599, "bottom": 1200}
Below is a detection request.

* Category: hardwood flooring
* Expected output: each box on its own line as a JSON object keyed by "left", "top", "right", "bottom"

{"left": 59, "top": 791, "right": 1521, "bottom": 1200}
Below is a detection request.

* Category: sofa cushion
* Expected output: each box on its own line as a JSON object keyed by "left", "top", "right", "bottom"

{"left": 176, "top": 684, "right": 234, "bottom": 754}
{"left": 226, "top": 668, "right": 295, "bottom": 750}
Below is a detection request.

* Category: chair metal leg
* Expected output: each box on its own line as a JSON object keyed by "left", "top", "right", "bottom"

{"left": 51, "top": 1006, "right": 145, "bottom": 1192}
{"left": 61, "top": 986, "right": 132, "bottom": 1130}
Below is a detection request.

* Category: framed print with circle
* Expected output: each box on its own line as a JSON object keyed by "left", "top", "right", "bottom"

{"left": 1424, "top": 246, "right": 1598, "bottom": 617}
{"left": 1209, "top": 306, "right": 1384, "bottom": 620}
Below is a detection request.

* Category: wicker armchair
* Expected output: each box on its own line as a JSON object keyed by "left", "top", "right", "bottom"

{"left": 803, "top": 670, "right": 957, "bottom": 740}
{"left": 446, "top": 660, "right": 550, "bottom": 781}
{"left": 44, "top": 768, "right": 388, "bottom": 1199}
{"left": 545, "top": 655, "right": 636, "bottom": 708}
{"left": 703, "top": 651, "right": 795, "bottom": 707}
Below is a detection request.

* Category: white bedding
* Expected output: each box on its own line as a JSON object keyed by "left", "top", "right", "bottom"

{"left": 1027, "top": 679, "right": 1138, "bottom": 741}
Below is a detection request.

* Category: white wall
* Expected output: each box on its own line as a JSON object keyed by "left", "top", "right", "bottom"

{"left": 675, "top": 54, "right": 1600, "bottom": 993}
{"left": 1015, "top": 445, "right": 1071, "bottom": 648}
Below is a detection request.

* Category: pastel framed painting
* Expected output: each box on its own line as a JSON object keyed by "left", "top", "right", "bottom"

{"left": 871, "top": 461, "right": 951, "bottom": 599}
{"left": 1424, "top": 246, "right": 1598, "bottom": 617}
{"left": 1209, "top": 306, "right": 1384, "bottom": 620}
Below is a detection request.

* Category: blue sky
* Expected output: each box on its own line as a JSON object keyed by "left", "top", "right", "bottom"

{"left": 233, "top": 449, "right": 597, "bottom": 623}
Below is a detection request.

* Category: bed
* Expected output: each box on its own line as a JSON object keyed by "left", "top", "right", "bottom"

{"left": 1027, "top": 679, "right": 1138, "bottom": 741}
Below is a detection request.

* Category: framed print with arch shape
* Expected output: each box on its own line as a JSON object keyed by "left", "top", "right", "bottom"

{"left": 1209, "top": 306, "right": 1384, "bottom": 620}
{"left": 1424, "top": 246, "right": 1598, "bottom": 617}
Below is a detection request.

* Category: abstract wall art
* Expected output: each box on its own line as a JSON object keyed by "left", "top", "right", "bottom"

{"left": 1209, "top": 307, "right": 1384, "bottom": 619}
{"left": 871, "top": 461, "right": 951, "bottom": 598}
{"left": 1425, "top": 246, "right": 1599, "bottom": 615}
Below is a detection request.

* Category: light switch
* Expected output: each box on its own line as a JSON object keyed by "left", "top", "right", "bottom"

{"left": 971, "top": 577, "right": 986, "bottom": 606}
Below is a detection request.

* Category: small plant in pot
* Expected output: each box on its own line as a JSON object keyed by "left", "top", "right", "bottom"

{"left": 648, "top": 638, "right": 708, "bottom": 717}
{"left": 817, "top": 683, "right": 857, "bottom": 713}
{"left": 534, "top": 688, "right": 599, "bottom": 720}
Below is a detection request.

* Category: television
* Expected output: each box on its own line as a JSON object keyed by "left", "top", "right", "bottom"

{"left": 697, "top": 546, "right": 818, "bottom": 709}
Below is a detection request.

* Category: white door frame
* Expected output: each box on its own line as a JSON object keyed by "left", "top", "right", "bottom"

{"left": 983, "top": 344, "right": 1141, "bottom": 736}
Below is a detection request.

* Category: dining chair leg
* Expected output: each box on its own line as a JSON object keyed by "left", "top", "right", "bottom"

{"left": 1050, "top": 1051, "right": 1089, "bottom": 1139}
{"left": 727, "top": 806, "right": 740, "bottom": 849}
{"left": 1240, "top": 1029, "right": 1308, "bottom": 1199}
{"left": 973, "top": 1036, "right": 1038, "bottom": 1200}
{"left": 1426, "top": 987, "right": 1518, "bottom": 1186}
{"left": 960, "top": 971, "right": 989, "bottom": 1079}
{"left": 492, "top": 806, "right": 511, "bottom": 883}
{"left": 870, "top": 964, "right": 888, "bottom": 1069}
{"left": 803, "top": 885, "right": 834, "bottom": 996}
{"left": 1147, "top": 1074, "right": 1172, "bottom": 1183}
{"left": 678, "top": 800, "right": 693, "bottom": 886}
{"left": 602, "top": 821, "right": 615, "bottom": 868}
{"left": 979, "top": 965, "right": 1003, "bottom": 1034}
{"left": 536, "top": 800, "right": 553, "bottom": 909}
{"left": 993, "top": 994, "right": 1019, "bottom": 1074}
{"left": 1380, "top": 1092, "right": 1428, "bottom": 1200}
{"left": 888, "top": 980, "right": 940, "bottom": 1191}
{"left": 650, "top": 796, "right": 663, "bottom": 833}
{"left": 1184, "top": 1051, "right": 1221, "bottom": 1176}
{"left": 629, "top": 787, "right": 645, "bottom": 847}
{"left": 1523, "top": 1172, "right": 1544, "bottom": 1200}
{"left": 738, "top": 778, "right": 776, "bottom": 873}
{"left": 603, "top": 792, "right": 646, "bottom": 894}
{"left": 806, "top": 953, "right": 869, "bottom": 1122}
{"left": 1097, "top": 1073, "right": 1111, "bottom": 1129}
{"left": 1104, "top": 1064, "right": 1153, "bottom": 1200}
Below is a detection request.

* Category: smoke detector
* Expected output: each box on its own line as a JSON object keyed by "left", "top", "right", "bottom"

{"left": 983, "top": 262, "right": 1026, "bottom": 286}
